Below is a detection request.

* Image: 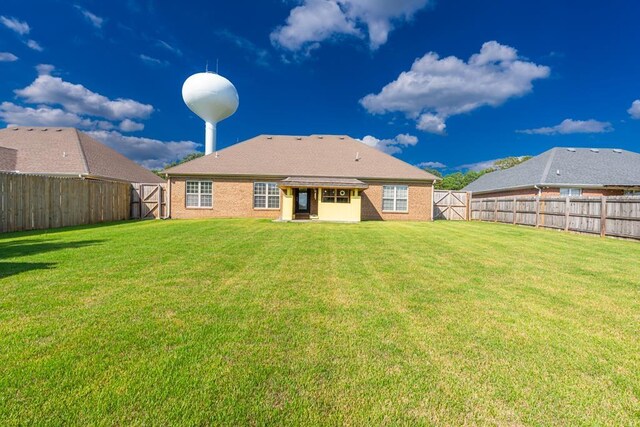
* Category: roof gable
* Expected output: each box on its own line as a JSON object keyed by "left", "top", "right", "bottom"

{"left": 0, "top": 127, "right": 164, "bottom": 183}
{"left": 164, "top": 135, "right": 438, "bottom": 181}
{"left": 464, "top": 147, "right": 640, "bottom": 193}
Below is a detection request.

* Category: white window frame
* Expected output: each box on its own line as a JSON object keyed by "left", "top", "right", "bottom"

{"left": 253, "top": 182, "right": 280, "bottom": 210}
{"left": 185, "top": 180, "right": 213, "bottom": 208}
{"left": 382, "top": 185, "right": 409, "bottom": 213}
{"left": 559, "top": 188, "right": 582, "bottom": 197}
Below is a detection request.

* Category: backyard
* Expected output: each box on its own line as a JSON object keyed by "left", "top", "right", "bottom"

{"left": 0, "top": 219, "right": 639, "bottom": 425}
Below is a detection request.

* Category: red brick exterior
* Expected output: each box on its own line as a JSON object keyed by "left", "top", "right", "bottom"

{"left": 169, "top": 176, "right": 434, "bottom": 221}
{"left": 169, "top": 177, "right": 281, "bottom": 220}
{"left": 361, "top": 182, "right": 433, "bottom": 221}
{"left": 474, "top": 187, "right": 626, "bottom": 198}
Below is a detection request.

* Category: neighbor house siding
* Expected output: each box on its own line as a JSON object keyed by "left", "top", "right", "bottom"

{"left": 170, "top": 177, "right": 282, "bottom": 219}
{"left": 473, "top": 187, "right": 625, "bottom": 199}
{"left": 361, "top": 182, "right": 433, "bottom": 221}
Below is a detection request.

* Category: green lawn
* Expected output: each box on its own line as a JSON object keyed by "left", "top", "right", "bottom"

{"left": 1, "top": 219, "right": 639, "bottom": 425}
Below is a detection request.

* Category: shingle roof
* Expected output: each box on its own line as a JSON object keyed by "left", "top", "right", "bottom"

{"left": 164, "top": 135, "right": 438, "bottom": 181}
{"left": 0, "top": 127, "right": 164, "bottom": 183}
{"left": 280, "top": 176, "right": 369, "bottom": 189}
{"left": 464, "top": 147, "right": 640, "bottom": 193}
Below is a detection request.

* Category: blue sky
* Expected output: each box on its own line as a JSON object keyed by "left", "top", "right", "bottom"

{"left": 1, "top": 0, "right": 639, "bottom": 171}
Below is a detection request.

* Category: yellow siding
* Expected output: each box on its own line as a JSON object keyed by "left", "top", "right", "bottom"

{"left": 317, "top": 189, "right": 361, "bottom": 222}
{"left": 282, "top": 187, "right": 294, "bottom": 220}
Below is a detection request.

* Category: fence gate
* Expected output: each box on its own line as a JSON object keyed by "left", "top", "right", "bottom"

{"left": 433, "top": 190, "right": 470, "bottom": 220}
{"left": 131, "top": 183, "right": 166, "bottom": 219}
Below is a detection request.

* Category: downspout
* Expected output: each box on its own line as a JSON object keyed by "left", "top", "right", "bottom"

{"left": 166, "top": 175, "right": 171, "bottom": 219}
{"left": 534, "top": 185, "right": 542, "bottom": 197}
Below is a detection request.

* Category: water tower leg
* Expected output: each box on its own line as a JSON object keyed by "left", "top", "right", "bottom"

{"left": 205, "top": 121, "right": 217, "bottom": 155}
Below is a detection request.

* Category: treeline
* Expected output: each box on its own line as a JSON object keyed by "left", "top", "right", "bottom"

{"left": 425, "top": 156, "right": 531, "bottom": 191}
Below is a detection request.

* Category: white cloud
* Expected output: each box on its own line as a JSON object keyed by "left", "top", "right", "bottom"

{"left": 36, "top": 63, "right": 54, "bottom": 75}
{"left": 416, "top": 113, "right": 446, "bottom": 135}
{"left": 271, "top": 0, "right": 430, "bottom": 52}
{"left": 139, "top": 54, "right": 169, "bottom": 67}
{"left": 456, "top": 159, "right": 499, "bottom": 172}
{"left": 417, "top": 161, "right": 446, "bottom": 168}
{"left": 87, "top": 130, "right": 199, "bottom": 169}
{"left": 517, "top": 119, "right": 613, "bottom": 135}
{"left": 15, "top": 73, "right": 154, "bottom": 121}
{"left": 156, "top": 40, "right": 182, "bottom": 56}
{"left": 0, "top": 102, "right": 112, "bottom": 129}
{"left": 119, "top": 119, "right": 144, "bottom": 132}
{"left": 0, "top": 16, "right": 30, "bottom": 35}
{"left": 26, "top": 39, "right": 43, "bottom": 51}
{"left": 0, "top": 52, "right": 18, "bottom": 62}
{"left": 360, "top": 41, "right": 551, "bottom": 134}
{"left": 74, "top": 5, "right": 104, "bottom": 29}
{"left": 359, "top": 133, "right": 418, "bottom": 155}
{"left": 628, "top": 100, "right": 640, "bottom": 120}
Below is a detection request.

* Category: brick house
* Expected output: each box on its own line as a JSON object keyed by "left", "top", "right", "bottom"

{"left": 163, "top": 135, "right": 439, "bottom": 222}
{"left": 464, "top": 147, "right": 640, "bottom": 198}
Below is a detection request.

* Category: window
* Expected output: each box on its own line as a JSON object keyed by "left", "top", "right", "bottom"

{"left": 382, "top": 185, "right": 408, "bottom": 212}
{"left": 254, "top": 182, "right": 280, "bottom": 209}
{"left": 559, "top": 188, "right": 582, "bottom": 197}
{"left": 624, "top": 190, "right": 640, "bottom": 196}
{"left": 322, "top": 188, "right": 350, "bottom": 203}
{"left": 186, "top": 181, "right": 212, "bottom": 208}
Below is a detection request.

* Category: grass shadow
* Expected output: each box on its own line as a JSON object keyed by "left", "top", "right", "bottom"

{"left": 0, "top": 262, "right": 56, "bottom": 279}
{"left": 0, "top": 239, "right": 105, "bottom": 260}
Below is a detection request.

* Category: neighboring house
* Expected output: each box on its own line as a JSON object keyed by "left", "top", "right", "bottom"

{"left": 463, "top": 147, "right": 640, "bottom": 198}
{"left": 0, "top": 126, "right": 164, "bottom": 183}
{"left": 164, "top": 135, "right": 439, "bottom": 222}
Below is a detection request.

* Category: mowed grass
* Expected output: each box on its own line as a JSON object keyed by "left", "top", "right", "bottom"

{"left": 1, "top": 219, "right": 639, "bottom": 426}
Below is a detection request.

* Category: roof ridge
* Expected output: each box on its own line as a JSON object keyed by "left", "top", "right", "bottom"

{"left": 539, "top": 147, "right": 557, "bottom": 185}
{"left": 73, "top": 128, "right": 90, "bottom": 175}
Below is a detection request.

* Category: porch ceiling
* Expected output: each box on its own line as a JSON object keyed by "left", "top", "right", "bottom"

{"left": 279, "top": 176, "right": 369, "bottom": 189}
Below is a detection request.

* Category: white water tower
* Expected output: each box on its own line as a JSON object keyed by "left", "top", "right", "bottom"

{"left": 182, "top": 72, "right": 239, "bottom": 155}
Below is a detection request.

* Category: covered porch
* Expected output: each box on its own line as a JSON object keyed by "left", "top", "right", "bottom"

{"left": 278, "top": 177, "right": 369, "bottom": 222}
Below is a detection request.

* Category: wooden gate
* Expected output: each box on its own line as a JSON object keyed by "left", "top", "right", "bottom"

{"left": 131, "top": 183, "right": 166, "bottom": 219}
{"left": 433, "top": 190, "right": 470, "bottom": 220}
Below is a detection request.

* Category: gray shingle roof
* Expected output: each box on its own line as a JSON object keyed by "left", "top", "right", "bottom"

{"left": 0, "top": 127, "right": 164, "bottom": 183}
{"left": 464, "top": 147, "right": 640, "bottom": 193}
{"left": 165, "top": 135, "right": 439, "bottom": 182}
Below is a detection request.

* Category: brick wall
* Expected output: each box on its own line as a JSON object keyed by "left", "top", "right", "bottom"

{"left": 361, "top": 182, "right": 433, "bottom": 221}
{"left": 474, "top": 187, "right": 625, "bottom": 199}
{"left": 169, "top": 177, "right": 281, "bottom": 219}
{"left": 170, "top": 177, "right": 434, "bottom": 221}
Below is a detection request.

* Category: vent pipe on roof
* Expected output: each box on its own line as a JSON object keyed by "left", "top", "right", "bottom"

{"left": 590, "top": 148, "right": 600, "bottom": 153}
{"left": 613, "top": 149, "right": 622, "bottom": 153}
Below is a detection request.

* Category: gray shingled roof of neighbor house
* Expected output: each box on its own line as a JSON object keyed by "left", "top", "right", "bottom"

{"left": 463, "top": 147, "right": 640, "bottom": 193}
{"left": 164, "top": 135, "right": 439, "bottom": 181}
{"left": 0, "top": 127, "right": 164, "bottom": 183}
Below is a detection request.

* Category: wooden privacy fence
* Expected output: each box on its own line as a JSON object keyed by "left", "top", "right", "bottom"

{"left": 131, "top": 183, "right": 166, "bottom": 219}
{"left": 0, "top": 172, "right": 131, "bottom": 233}
{"left": 471, "top": 196, "right": 640, "bottom": 240}
{"left": 433, "top": 190, "right": 471, "bottom": 220}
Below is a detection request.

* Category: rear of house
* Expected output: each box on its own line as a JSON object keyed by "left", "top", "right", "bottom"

{"left": 164, "top": 135, "right": 438, "bottom": 222}
{"left": 464, "top": 147, "right": 640, "bottom": 198}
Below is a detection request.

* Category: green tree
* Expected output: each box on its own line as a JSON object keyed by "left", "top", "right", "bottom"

{"left": 423, "top": 168, "right": 443, "bottom": 179}
{"left": 493, "top": 156, "right": 532, "bottom": 170}
{"left": 434, "top": 155, "right": 532, "bottom": 190}
{"left": 152, "top": 152, "right": 204, "bottom": 177}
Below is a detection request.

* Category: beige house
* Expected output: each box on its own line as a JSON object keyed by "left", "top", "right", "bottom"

{"left": 164, "top": 135, "right": 439, "bottom": 222}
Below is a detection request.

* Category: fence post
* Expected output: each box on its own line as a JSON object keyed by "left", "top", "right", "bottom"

{"left": 564, "top": 196, "right": 571, "bottom": 232}
{"left": 535, "top": 196, "right": 540, "bottom": 228}
{"left": 600, "top": 197, "right": 607, "bottom": 238}
{"left": 512, "top": 198, "right": 517, "bottom": 225}
{"left": 466, "top": 192, "right": 472, "bottom": 221}
{"left": 494, "top": 198, "right": 498, "bottom": 222}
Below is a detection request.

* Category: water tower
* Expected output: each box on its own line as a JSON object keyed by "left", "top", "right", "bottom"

{"left": 182, "top": 71, "right": 239, "bottom": 155}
